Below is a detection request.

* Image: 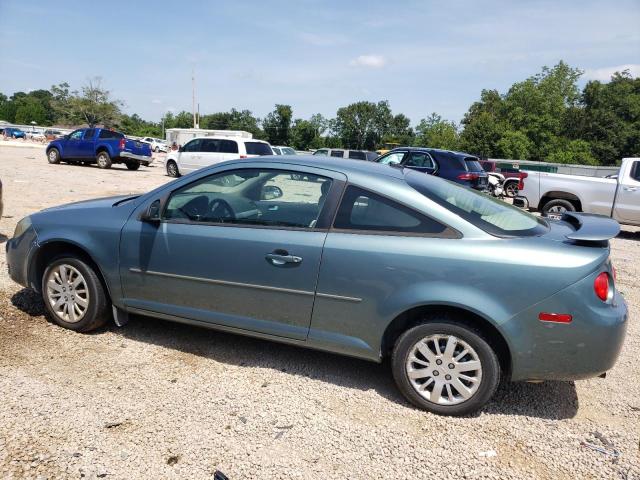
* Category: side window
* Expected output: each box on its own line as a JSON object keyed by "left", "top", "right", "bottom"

{"left": 334, "top": 186, "right": 450, "bottom": 235}
{"left": 330, "top": 150, "right": 344, "bottom": 158}
{"left": 163, "top": 169, "right": 332, "bottom": 228}
{"left": 182, "top": 139, "right": 202, "bottom": 152}
{"left": 201, "top": 139, "right": 220, "bottom": 152}
{"left": 220, "top": 139, "right": 239, "bottom": 154}
{"left": 378, "top": 151, "right": 406, "bottom": 165}
{"left": 69, "top": 130, "right": 83, "bottom": 140}
{"left": 313, "top": 149, "right": 328, "bottom": 156}
{"left": 348, "top": 151, "right": 366, "bottom": 160}
{"left": 83, "top": 129, "right": 96, "bottom": 140}
{"left": 98, "top": 130, "right": 123, "bottom": 139}
{"left": 405, "top": 152, "right": 435, "bottom": 169}
{"left": 630, "top": 161, "right": 640, "bottom": 182}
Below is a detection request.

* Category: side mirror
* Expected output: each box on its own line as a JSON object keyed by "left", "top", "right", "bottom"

{"left": 261, "top": 185, "right": 283, "bottom": 200}
{"left": 178, "top": 146, "right": 184, "bottom": 152}
{"left": 140, "top": 199, "right": 162, "bottom": 223}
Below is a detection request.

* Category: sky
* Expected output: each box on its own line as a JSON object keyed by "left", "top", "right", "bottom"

{"left": 0, "top": 0, "right": 638, "bottom": 125}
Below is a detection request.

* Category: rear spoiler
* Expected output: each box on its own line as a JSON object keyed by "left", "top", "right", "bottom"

{"left": 562, "top": 212, "right": 620, "bottom": 242}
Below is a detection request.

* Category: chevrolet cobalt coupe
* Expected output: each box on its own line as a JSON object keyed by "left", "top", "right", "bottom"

{"left": 6, "top": 157, "right": 627, "bottom": 415}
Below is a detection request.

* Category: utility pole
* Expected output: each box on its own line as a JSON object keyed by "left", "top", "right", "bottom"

{"left": 192, "top": 67, "right": 197, "bottom": 129}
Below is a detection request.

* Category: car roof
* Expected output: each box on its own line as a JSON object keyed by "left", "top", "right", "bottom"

{"left": 188, "top": 136, "right": 269, "bottom": 143}
{"left": 212, "top": 154, "right": 406, "bottom": 180}
{"left": 388, "top": 146, "right": 477, "bottom": 158}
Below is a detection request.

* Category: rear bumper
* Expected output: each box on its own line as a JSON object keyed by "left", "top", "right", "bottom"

{"left": 120, "top": 151, "right": 152, "bottom": 163}
{"left": 505, "top": 270, "right": 628, "bottom": 381}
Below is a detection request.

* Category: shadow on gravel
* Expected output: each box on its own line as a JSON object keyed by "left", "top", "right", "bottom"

{"left": 10, "top": 287, "right": 578, "bottom": 420}
{"left": 0, "top": 233, "right": 8, "bottom": 244}
{"left": 617, "top": 229, "right": 640, "bottom": 241}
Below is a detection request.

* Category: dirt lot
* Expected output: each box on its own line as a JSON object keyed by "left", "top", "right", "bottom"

{"left": 0, "top": 144, "right": 639, "bottom": 479}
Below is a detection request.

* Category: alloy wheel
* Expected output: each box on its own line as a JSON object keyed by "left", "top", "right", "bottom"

{"left": 406, "top": 334, "right": 482, "bottom": 405}
{"left": 45, "top": 264, "right": 90, "bottom": 323}
{"left": 546, "top": 205, "right": 566, "bottom": 219}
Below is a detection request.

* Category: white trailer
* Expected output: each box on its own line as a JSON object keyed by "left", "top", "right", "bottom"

{"left": 165, "top": 128, "right": 252, "bottom": 147}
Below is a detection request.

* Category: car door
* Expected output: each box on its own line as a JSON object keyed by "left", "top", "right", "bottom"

{"left": 219, "top": 139, "right": 240, "bottom": 161}
{"left": 614, "top": 159, "right": 640, "bottom": 225}
{"left": 177, "top": 138, "right": 202, "bottom": 173}
{"left": 77, "top": 129, "right": 96, "bottom": 158}
{"left": 119, "top": 163, "right": 346, "bottom": 340}
{"left": 196, "top": 138, "right": 223, "bottom": 168}
{"left": 402, "top": 151, "right": 437, "bottom": 175}
{"left": 64, "top": 129, "right": 85, "bottom": 158}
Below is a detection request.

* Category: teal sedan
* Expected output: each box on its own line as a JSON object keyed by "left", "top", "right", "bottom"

{"left": 6, "top": 157, "right": 627, "bottom": 415}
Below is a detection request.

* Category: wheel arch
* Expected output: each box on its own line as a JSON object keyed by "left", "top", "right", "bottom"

{"left": 380, "top": 304, "right": 512, "bottom": 378}
{"left": 29, "top": 240, "right": 113, "bottom": 301}
{"left": 539, "top": 191, "right": 583, "bottom": 212}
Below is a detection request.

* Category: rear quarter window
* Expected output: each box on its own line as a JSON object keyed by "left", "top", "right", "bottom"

{"left": 348, "top": 151, "right": 366, "bottom": 160}
{"left": 244, "top": 142, "right": 272, "bottom": 155}
{"left": 98, "top": 130, "right": 124, "bottom": 139}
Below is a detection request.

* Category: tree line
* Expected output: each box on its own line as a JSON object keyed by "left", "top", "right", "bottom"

{"left": 1, "top": 61, "right": 638, "bottom": 165}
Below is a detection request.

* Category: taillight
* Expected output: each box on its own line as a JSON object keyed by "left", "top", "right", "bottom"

{"left": 240, "top": 155, "right": 248, "bottom": 159}
{"left": 119, "top": 138, "right": 125, "bottom": 150}
{"left": 518, "top": 172, "right": 526, "bottom": 190}
{"left": 457, "top": 173, "right": 479, "bottom": 181}
{"left": 594, "top": 272, "right": 610, "bottom": 302}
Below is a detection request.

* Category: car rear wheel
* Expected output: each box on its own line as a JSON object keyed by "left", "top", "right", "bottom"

{"left": 166, "top": 160, "right": 180, "bottom": 177}
{"left": 504, "top": 180, "right": 518, "bottom": 198}
{"left": 542, "top": 199, "right": 575, "bottom": 219}
{"left": 42, "top": 256, "right": 110, "bottom": 332}
{"left": 392, "top": 319, "right": 500, "bottom": 416}
{"left": 126, "top": 161, "right": 140, "bottom": 171}
{"left": 47, "top": 148, "right": 61, "bottom": 164}
{"left": 96, "top": 151, "right": 112, "bottom": 169}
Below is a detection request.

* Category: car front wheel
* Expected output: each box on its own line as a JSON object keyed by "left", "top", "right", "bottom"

{"left": 392, "top": 319, "right": 500, "bottom": 416}
{"left": 166, "top": 160, "right": 180, "bottom": 177}
{"left": 47, "top": 148, "right": 61, "bottom": 164}
{"left": 42, "top": 256, "right": 111, "bottom": 332}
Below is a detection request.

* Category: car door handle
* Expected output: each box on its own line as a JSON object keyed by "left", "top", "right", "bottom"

{"left": 266, "top": 251, "right": 302, "bottom": 266}
{"left": 624, "top": 187, "right": 637, "bottom": 192}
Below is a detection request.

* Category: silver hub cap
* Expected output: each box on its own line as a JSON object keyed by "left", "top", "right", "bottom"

{"left": 406, "top": 334, "right": 482, "bottom": 405}
{"left": 46, "top": 264, "right": 89, "bottom": 323}
{"left": 546, "top": 205, "right": 567, "bottom": 219}
{"left": 168, "top": 163, "right": 176, "bottom": 175}
{"left": 48, "top": 150, "right": 56, "bottom": 161}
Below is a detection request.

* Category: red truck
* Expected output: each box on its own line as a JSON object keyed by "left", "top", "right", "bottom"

{"left": 479, "top": 160, "right": 527, "bottom": 198}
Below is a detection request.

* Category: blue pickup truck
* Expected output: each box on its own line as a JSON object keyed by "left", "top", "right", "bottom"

{"left": 46, "top": 128, "right": 152, "bottom": 170}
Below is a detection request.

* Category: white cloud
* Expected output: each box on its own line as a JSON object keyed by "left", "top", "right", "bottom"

{"left": 349, "top": 55, "right": 386, "bottom": 68}
{"left": 583, "top": 64, "right": 640, "bottom": 82}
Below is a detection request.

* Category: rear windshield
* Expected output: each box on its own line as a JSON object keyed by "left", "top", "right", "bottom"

{"left": 244, "top": 142, "right": 273, "bottom": 155}
{"left": 464, "top": 157, "right": 484, "bottom": 172}
{"left": 405, "top": 169, "right": 548, "bottom": 237}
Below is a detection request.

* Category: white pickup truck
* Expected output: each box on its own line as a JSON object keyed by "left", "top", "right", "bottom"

{"left": 515, "top": 157, "right": 640, "bottom": 226}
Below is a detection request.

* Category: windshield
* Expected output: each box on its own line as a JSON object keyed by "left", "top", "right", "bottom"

{"left": 405, "top": 169, "right": 547, "bottom": 237}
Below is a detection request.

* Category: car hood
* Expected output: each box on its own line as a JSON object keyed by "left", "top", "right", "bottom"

{"left": 41, "top": 195, "right": 139, "bottom": 212}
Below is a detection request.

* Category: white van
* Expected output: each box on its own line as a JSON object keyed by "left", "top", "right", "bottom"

{"left": 164, "top": 137, "right": 274, "bottom": 177}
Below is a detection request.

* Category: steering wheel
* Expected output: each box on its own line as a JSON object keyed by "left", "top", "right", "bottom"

{"left": 208, "top": 198, "right": 236, "bottom": 222}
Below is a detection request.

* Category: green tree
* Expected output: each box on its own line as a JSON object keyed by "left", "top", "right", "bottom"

{"left": 495, "top": 130, "right": 532, "bottom": 159}
{"left": 414, "top": 113, "right": 459, "bottom": 150}
{"left": 547, "top": 139, "right": 598, "bottom": 165}
{"left": 51, "top": 78, "right": 122, "bottom": 127}
{"left": 262, "top": 104, "right": 293, "bottom": 145}
{"left": 335, "top": 100, "right": 393, "bottom": 149}
{"left": 290, "top": 119, "right": 317, "bottom": 150}
{"left": 14, "top": 97, "right": 48, "bottom": 125}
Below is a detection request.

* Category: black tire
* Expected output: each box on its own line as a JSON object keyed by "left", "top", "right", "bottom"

{"left": 126, "top": 161, "right": 140, "bottom": 171}
{"left": 391, "top": 318, "right": 501, "bottom": 416}
{"left": 96, "top": 151, "right": 112, "bottom": 169}
{"left": 503, "top": 180, "right": 518, "bottom": 198}
{"left": 154, "top": 146, "right": 159, "bottom": 152}
{"left": 166, "top": 160, "right": 180, "bottom": 177}
{"left": 41, "top": 256, "right": 111, "bottom": 333}
{"left": 47, "top": 148, "right": 61, "bottom": 164}
{"left": 541, "top": 199, "right": 576, "bottom": 219}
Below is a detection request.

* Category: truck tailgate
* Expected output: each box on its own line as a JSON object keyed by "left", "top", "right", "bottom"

{"left": 125, "top": 138, "right": 152, "bottom": 157}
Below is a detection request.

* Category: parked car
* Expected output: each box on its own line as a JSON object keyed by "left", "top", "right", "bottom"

{"left": 272, "top": 146, "right": 297, "bottom": 155}
{"left": 44, "top": 129, "right": 65, "bottom": 140}
{"left": 46, "top": 128, "right": 153, "bottom": 170}
{"left": 6, "top": 157, "right": 627, "bottom": 416}
{"left": 164, "top": 136, "right": 273, "bottom": 177}
{"left": 515, "top": 157, "right": 640, "bottom": 226}
{"left": 28, "top": 130, "right": 46, "bottom": 142}
{"left": 313, "top": 148, "right": 378, "bottom": 161}
{"left": 376, "top": 147, "right": 489, "bottom": 191}
{"left": 479, "top": 160, "right": 527, "bottom": 197}
{"left": 3, "top": 127, "right": 26, "bottom": 139}
{"left": 141, "top": 137, "right": 169, "bottom": 153}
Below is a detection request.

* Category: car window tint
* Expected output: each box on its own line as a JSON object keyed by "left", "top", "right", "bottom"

{"left": 183, "top": 139, "right": 202, "bottom": 152}
{"left": 83, "top": 129, "right": 96, "bottom": 140}
{"left": 244, "top": 142, "right": 272, "bottom": 155}
{"left": 464, "top": 158, "right": 484, "bottom": 172}
{"left": 334, "top": 186, "right": 448, "bottom": 235}
{"left": 220, "top": 139, "right": 239, "bottom": 154}
{"left": 98, "top": 130, "right": 123, "bottom": 139}
{"left": 164, "top": 169, "right": 332, "bottom": 228}
{"left": 69, "top": 130, "right": 83, "bottom": 140}
{"left": 330, "top": 150, "right": 344, "bottom": 158}
{"left": 378, "top": 151, "right": 405, "bottom": 165}
{"left": 282, "top": 147, "right": 296, "bottom": 155}
{"left": 313, "top": 149, "right": 328, "bottom": 156}
{"left": 348, "top": 151, "right": 366, "bottom": 160}
{"left": 201, "top": 139, "right": 221, "bottom": 152}
{"left": 406, "top": 152, "right": 434, "bottom": 168}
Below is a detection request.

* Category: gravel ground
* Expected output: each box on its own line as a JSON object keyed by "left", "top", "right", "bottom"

{"left": 0, "top": 145, "right": 639, "bottom": 479}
